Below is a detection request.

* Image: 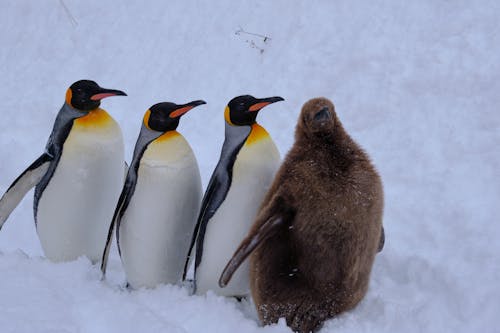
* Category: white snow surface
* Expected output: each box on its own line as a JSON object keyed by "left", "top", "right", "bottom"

{"left": 0, "top": 1, "right": 499, "bottom": 332}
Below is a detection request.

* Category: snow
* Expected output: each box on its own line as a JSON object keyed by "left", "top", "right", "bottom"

{"left": 1, "top": 1, "right": 499, "bottom": 332}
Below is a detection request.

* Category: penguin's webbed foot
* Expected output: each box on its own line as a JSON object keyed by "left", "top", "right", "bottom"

{"left": 234, "top": 295, "right": 248, "bottom": 302}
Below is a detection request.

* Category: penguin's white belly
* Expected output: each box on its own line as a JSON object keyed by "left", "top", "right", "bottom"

{"left": 196, "top": 138, "right": 280, "bottom": 296}
{"left": 37, "top": 119, "right": 124, "bottom": 263}
{"left": 119, "top": 135, "right": 202, "bottom": 289}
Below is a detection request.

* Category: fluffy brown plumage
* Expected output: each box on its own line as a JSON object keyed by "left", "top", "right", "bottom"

{"left": 219, "top": 97, "right": 384, "bottom": 332}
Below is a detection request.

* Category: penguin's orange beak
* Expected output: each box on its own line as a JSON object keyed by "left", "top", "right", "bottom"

{"left": 91, "top": 88, "right": 127, "bottom": 101}
{"left": 169, "top": 100, "right": 207, "bottom": 118}
{"left": 249, "top": 96, "right": 284, "bottom": 112}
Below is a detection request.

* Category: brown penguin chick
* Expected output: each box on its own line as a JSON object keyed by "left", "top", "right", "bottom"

{"left": 219, "top": 97, "right": 384, "bottom": 332}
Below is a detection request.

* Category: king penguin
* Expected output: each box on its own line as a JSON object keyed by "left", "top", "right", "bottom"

{"left": 0, "top": 80, "right": 126, "bottom": 263}
{"left": 100, "top": 100, "right": 206, "bottom": 289}
{"left": 184, "top": 95, "right": 284, "bottom": 297}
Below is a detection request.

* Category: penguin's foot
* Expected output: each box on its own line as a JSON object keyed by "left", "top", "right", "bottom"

{"left": 181, "top": 279, "right": 195, "bottom": 295}
{"left": 121, "top": 281, "right": 134, "bottom": 292}
{"left": 234, "top": 295, "right": 248, "bottom": 302}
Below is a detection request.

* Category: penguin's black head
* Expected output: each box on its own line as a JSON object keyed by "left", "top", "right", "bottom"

{"left": 225, "top": 95, "right": 284, "bottom": 126}
{"left": 65, "top": 80, "right": 127, "bottom": 111}
{"left": 143, "top": 100, "right": 206, "bottom": 132}
{"left": 299, "top": 97, "right": 337, "bottom": 136}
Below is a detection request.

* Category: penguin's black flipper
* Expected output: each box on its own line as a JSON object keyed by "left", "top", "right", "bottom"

{"left": 183, "top": 123, "right": 251, "bottom": 281}
{"left": 101, "top": 125, "right": 155, "bottom": 277}
{"left": 219, "top": 214, "right": 286, "bottom": 288}
{"left": 100, "top": 173, "right": 136, "bottom": 276}
{"left": 0, "top": 153, "right": 52, "bottom": 230}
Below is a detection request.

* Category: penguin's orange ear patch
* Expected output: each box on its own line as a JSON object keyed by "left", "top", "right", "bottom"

{"left": 65, "top": 88, "right": 73, "bottom": 106}
{"left": 224, "top": 106, "right": 234, "bottom": 125}
{"left": 249, "top": 102, "right": 270, "bottom": 112}
{"left": 143, "top": 109, "right": 152, "bottom": 130}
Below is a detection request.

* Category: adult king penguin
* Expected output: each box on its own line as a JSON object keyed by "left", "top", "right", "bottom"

{"left": 101, "top": 100, "right": 205, "bottom": 289}
{"left": 184, "top": 95, "right": 284, "bottom": 297}
{"left": 0, "top": 80, "right": 126, "bottom": 263}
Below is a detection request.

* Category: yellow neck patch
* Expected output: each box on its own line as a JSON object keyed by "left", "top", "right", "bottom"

{"left": 245, "top": 123, "right": 270, "bottom": 146}
{"left": 155, "top": 130, "right": 181, "bottom": 142}
{"left": 73, "top": 108, "right": 113, "bottom": 128}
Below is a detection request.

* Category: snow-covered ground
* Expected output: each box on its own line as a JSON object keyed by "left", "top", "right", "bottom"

{"left": 1, "top": 1, "right": 499, "bottom": 332}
